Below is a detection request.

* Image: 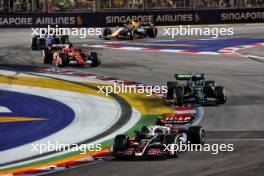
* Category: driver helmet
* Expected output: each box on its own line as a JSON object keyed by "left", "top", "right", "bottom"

{"left": 154, "top": 127, "right": 164, "bottom": 135}
{"left": 47, "top": 44, "right": 52, "bottom": 49}
{"left": 141, "top": 126, "right": 150, "bottom": 134}
{"left": 131, "top": 20, "right": 140, "bottom": 27}
{"left": 191, "top": 76, "right": 198, "bottom": 81}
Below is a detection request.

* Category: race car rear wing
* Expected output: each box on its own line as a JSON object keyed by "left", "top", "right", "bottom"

{"left": 51, "top": 44, "right": 69, "bottom": 50}
{"left": 157, "top": 113, "right": 194, "bottom": 125}
{"left": 174, "top": 73, "right": 204, "bottom": 81}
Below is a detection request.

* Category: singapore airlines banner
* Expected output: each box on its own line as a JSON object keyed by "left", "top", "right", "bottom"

{"left": 0, "top": 8, "right": 263, "bottom": 28}
{"left": 0, "top": 13, "right": 96, "bottom": 27}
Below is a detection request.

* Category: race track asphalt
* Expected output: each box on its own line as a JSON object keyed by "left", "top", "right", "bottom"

{"left": 0, "top": 24, "right": 264, "bottom": 176}
{"left": 238, "top": 46, "right": 264, "bottom": 57}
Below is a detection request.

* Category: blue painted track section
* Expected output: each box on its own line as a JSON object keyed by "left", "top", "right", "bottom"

{"left": 0, "top": 90, "right": 75, "bottom": 151}
{"left": 109, "top": 37, "right": 264, "bottom": 51}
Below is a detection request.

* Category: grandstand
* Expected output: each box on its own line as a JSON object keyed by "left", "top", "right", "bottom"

{"left": 0, "top": 0, "right": 263, "bottom": 13}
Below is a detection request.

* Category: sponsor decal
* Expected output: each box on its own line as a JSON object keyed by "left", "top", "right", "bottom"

{"left": 105, "top": 14, "right": 194, "bottom": 24}
{"left": 0, "top": 16, "right": 77, "bottom": 26}
{"left": 113, "top": 0, "right": 124, "bottom": 7}
{"left": 0, "top": 8, "right": 263, "bottom": 27}
{"left": 156, "top": 14, "right": 193, "bottom": 23}
{"left": 221, "top": 12, "right": 264, "bottom": 21}
{"left": 0, "top": 17, "right": 33, "bottom": 25}
{"left": 106, "top": 15, "right": 154, "bottom": 24}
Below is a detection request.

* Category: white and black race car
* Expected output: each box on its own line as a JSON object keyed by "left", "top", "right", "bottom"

{"left": 111, "top": 115, "right": 205, "bottom": 159}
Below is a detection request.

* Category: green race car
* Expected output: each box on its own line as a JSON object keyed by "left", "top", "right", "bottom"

{"left": 166, "top": 73, "right": 226, "bottom": 106}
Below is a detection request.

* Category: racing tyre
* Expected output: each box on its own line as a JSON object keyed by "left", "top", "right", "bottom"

{"left": 103, "top": 28, "right": 112, "bottom": 39}
{"left": 164, "top": 134, "right": 180, "bottom": 158}
{"left": 128, "top": 30, "right": 135, "bottom": 40}
{"left": 187, "top": 126, "right": 205, "bottom": 145}
{"left": 147, "top": 27, "right": 158, "bottom": 38}
{"left": 173, "top": 86, "right": 184, "bottom": 106}
{"left": 38, "top": 38, "right": 46, "bottom": 49}
{"left": 43, "top": 50, "right": 53, "bottom": 64}
{"left": 31, "top": 37, "right": 39, "bottom": 50}
{"left": 89, "top": 52, "right": 101, "bottom": 67}
{"left": 167, "top": 81, "right": 178, "bottom": 100}
{"left": 58, "top": 53, "right": 68, "bottom": 67}
{"left": 204, "top": 81, "right": 215, "bottom": 97}
{"left": 113, "top": 134, "right": 129, "bottom": 151}
{"left": 215, "top": 86, "right": 226, "bottom": 104}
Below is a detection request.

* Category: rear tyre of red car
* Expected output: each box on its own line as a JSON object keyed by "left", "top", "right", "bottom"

{"left": 31, "top": 37, "right": 39, "bottom": 50}
{"left": 89, "top": 52, "right": 101, "bottom": 67}
{"left": 43, "top": 50, "right": 53, "bottom": 64}
{"left": 58, "top": 53, "right": 68, "bottom": 67}
{"left": 38, "top": 38, "right": 46, "bottom": 50}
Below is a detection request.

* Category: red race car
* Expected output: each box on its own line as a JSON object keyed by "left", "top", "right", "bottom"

{"left": 41, "top": 43, "right": 101, "bottom": 67}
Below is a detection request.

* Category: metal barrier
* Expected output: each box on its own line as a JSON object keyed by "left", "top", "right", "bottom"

{"left": 0, "top": 8, "right": 263, "bottom": 27}
{"left": 0, "top": 0, "right": 264, "bottom": 13}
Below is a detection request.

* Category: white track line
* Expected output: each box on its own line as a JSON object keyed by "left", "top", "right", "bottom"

{"left": 207, "top": 139, "right": 264, "bottom": 141}
{"left": 0, "top": 84, "right": 121, "bottom": 165}
{"left": 0, "top": 106, "right": 12, "bottom": 113}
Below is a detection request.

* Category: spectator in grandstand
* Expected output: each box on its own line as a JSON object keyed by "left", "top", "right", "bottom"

{"left": 194, "top": 0, "right": 233, "bottom": 8}
{"left": 164, "top": 0, "right": 173, "bottom": 8}
{"left": 101, "top": 0, "right": 110, "bottom": 9}
{"left": 0, "top": 0, "right": 3, "bottom": 11}
{"left": 146, "top": 0, "right": 157, "bottom": 8}
{"left": 64, "top": 0, "right": 75, "bottom": 8}
{"left": 112, "top": 0, "right": 127, "bottom": 8}
{"left": 194, "top": 0, "right": 207, "bottom": 8}
{"left": 127, "top": 0, "right": 143, "bottom": 8}
{"left": 49, "top": 0, "right": 95, "bottom": 11}
{"left": 218, "top": 0, "right": 225, "bottom": 7}
{"left": 247, "top": 0, "right": 264, "bottom": 7}
{"left": 218, "top": 0, "right": 230, "bottom": 8}
{"left": 78, "top": 0, "right": 95, "bottom": 11}
{"left": 159, "top": 0, "right": 165, "bottom": 7}
{"left": 211, "top": 0, "right": 218, "bottom": 7}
